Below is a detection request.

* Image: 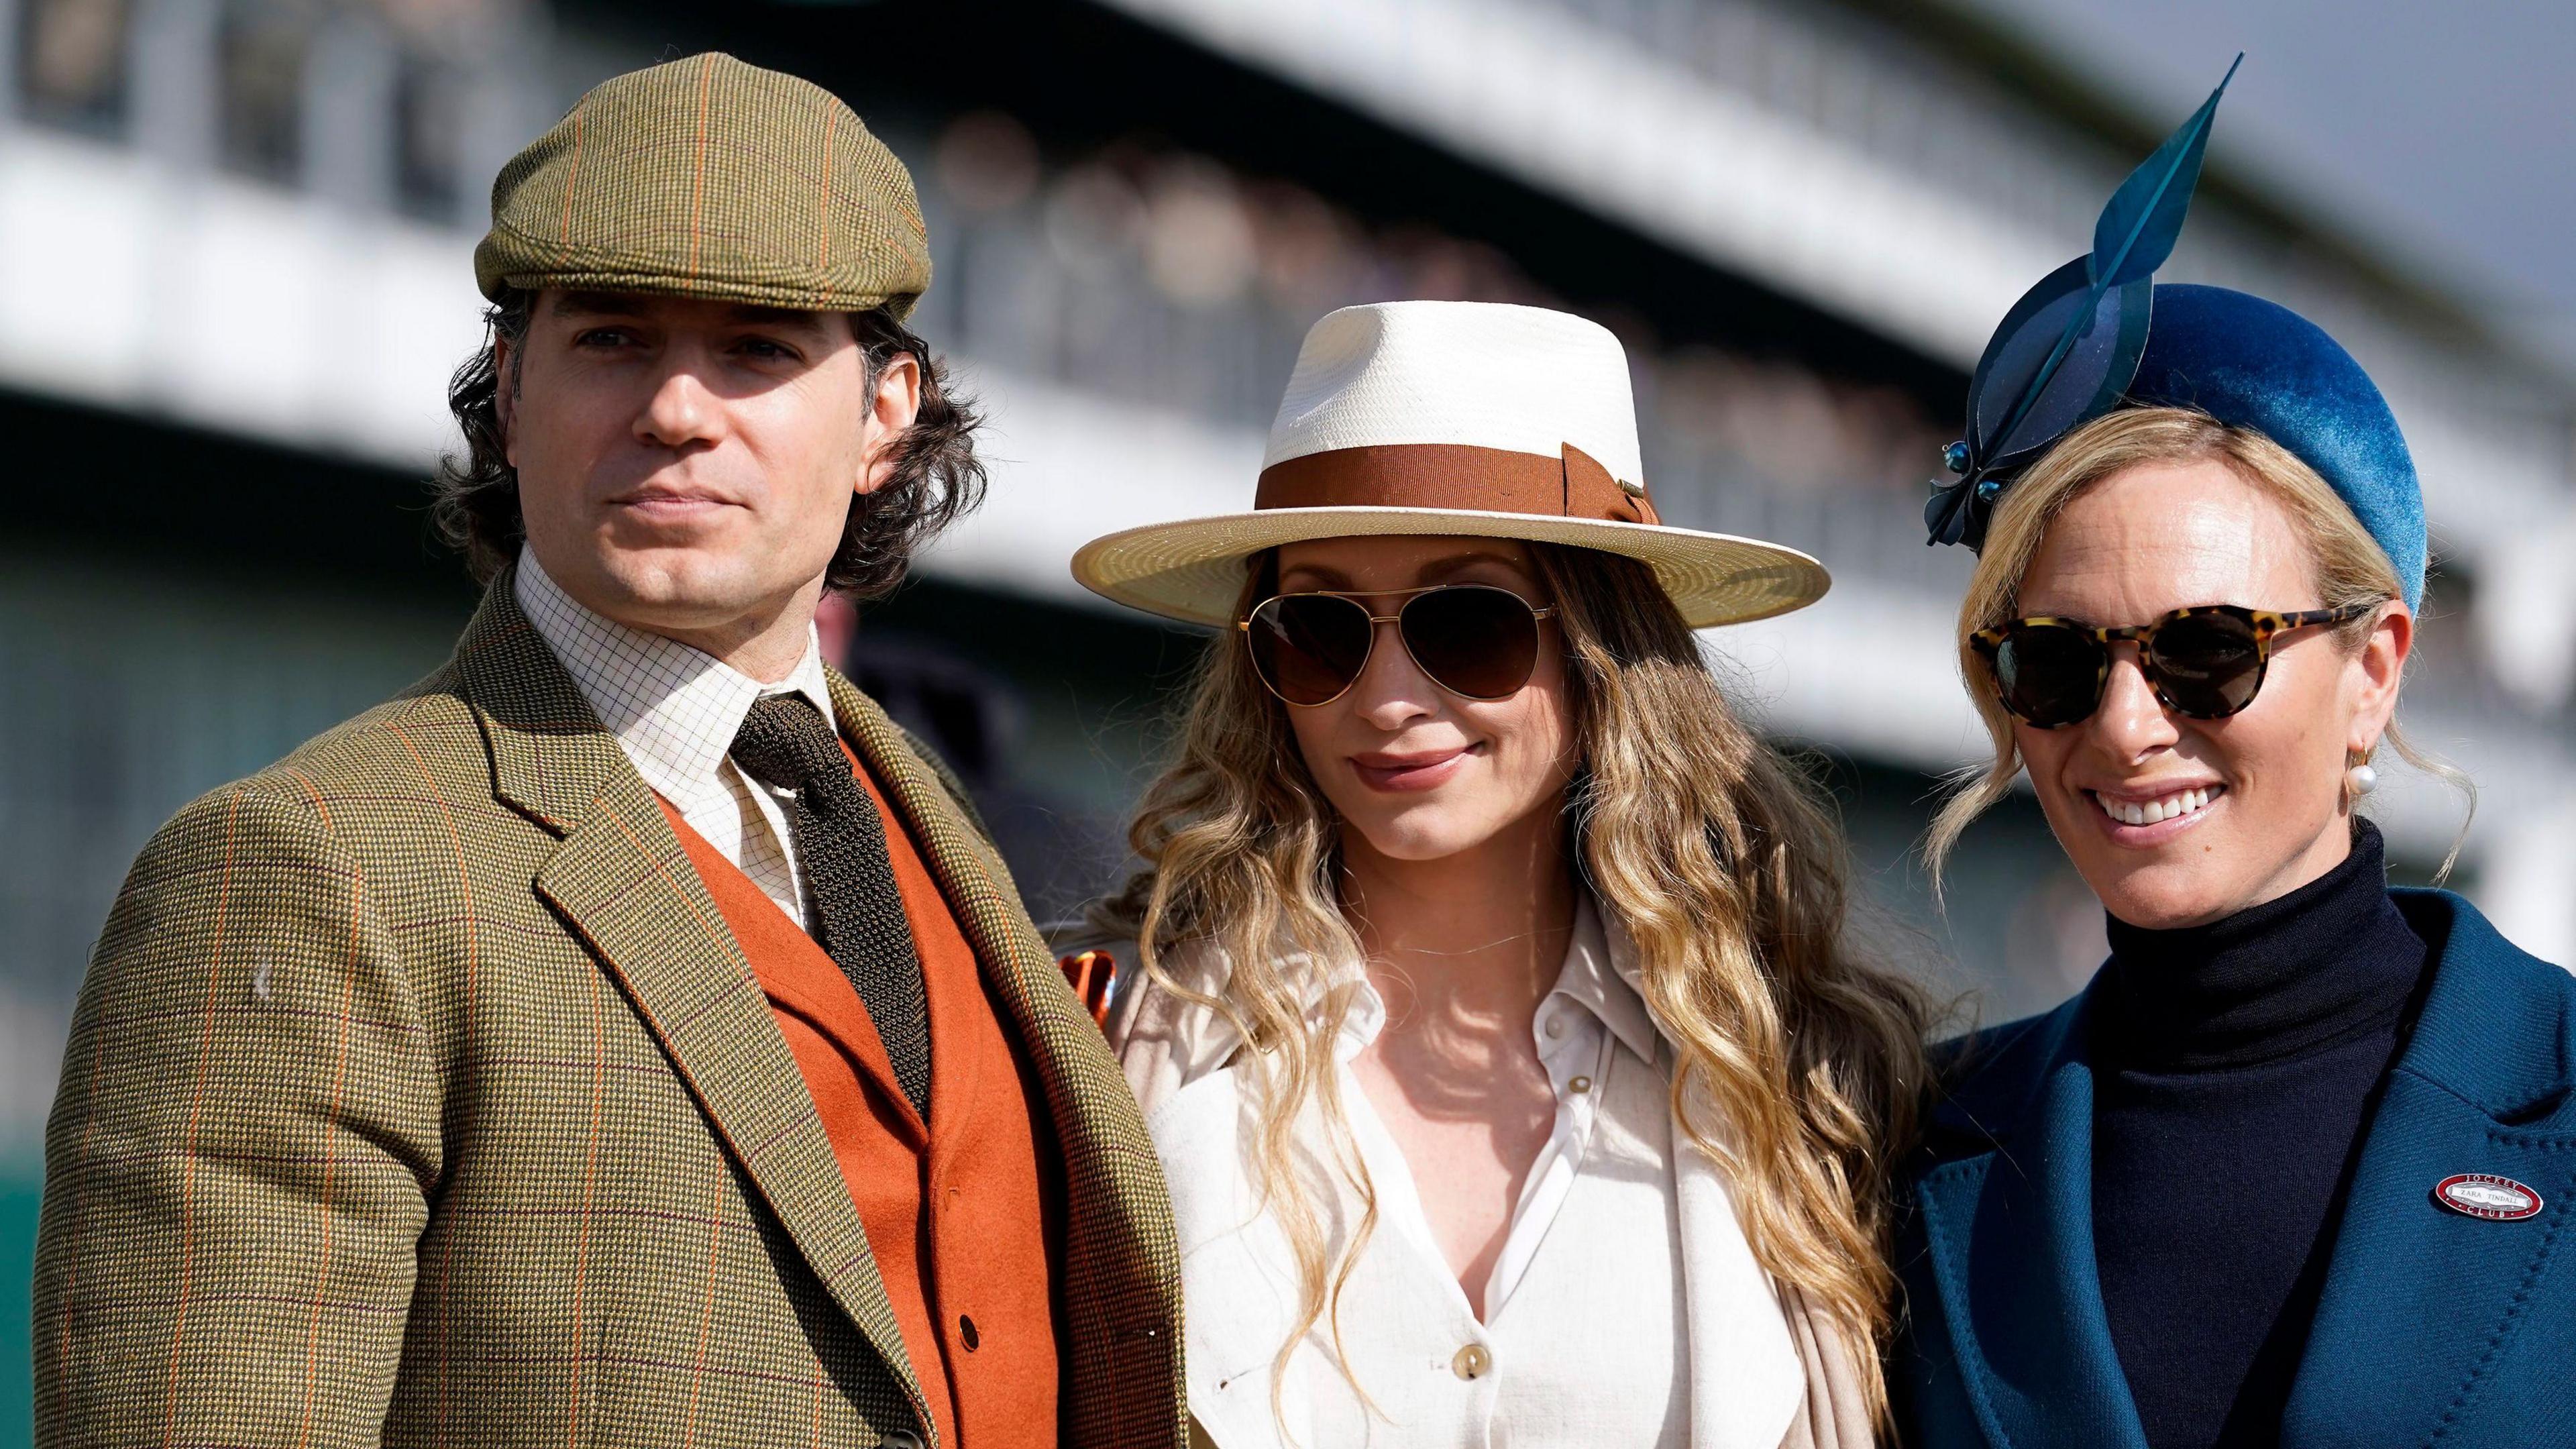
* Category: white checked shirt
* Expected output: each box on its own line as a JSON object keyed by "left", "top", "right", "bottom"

{"left": 516, "top": 549, "right": 837, "bottom": 930}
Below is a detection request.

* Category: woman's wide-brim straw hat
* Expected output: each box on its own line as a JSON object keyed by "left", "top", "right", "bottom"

{"left": 1070, "top": 301, "right": 1831, "bottom": 628}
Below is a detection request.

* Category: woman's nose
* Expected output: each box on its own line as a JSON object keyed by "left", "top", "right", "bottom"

{"left": 2086, "top": 644, "right": 2182, "bottom": 761}
{"left": 1346, "top": 619, "right": 1438, "bottom": 729}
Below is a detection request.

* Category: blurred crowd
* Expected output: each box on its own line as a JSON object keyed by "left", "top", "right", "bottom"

{"left": 918, "top": 107, "right": 1953, "bottom": 508}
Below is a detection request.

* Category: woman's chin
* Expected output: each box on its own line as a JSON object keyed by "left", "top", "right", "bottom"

{"left": 1341, "top": 801, "right": 1515, "bottom": 864}
{"left": 1351, "top": 820, "right": 1487, "bottom": 863}
{"left": 2081, "top": 860, "right": 2248, "bottom": 931}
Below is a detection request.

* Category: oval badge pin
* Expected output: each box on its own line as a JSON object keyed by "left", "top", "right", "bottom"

{"left": 2433, "top": 1174, "right": 2545, "bottom": 1222}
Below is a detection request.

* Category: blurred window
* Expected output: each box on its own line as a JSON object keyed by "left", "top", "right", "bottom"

{"left": 19, "top": 0, "right": 130, "bottom": 133}
{"left": 394, "top": 52, "right": 459, "bottom": 220}
{"left": 217, "top": 3, "right": 305, "bottom": 184}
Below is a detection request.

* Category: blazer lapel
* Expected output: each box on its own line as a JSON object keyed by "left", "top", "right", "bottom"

{"left": 829, "top": 672, "right": 1187, "bottom": 1435}
{"left": 1915, "top": 998, "right": 2149, "bottom": 1449}
{"left": 453, "top": 577, "right": 936, "bottom": 1433}
{"left": 2282, "top": 892, "right": 2576, "bottom": 1448}
{"left": 827, "top": 674, "right": 1142, "bottom": 1168}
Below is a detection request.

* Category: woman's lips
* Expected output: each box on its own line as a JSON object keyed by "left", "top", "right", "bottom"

{"left": 2084, "top": 782, "right": 2226, "bottom": 846}
{"left": 1349, "top": 747, "right": 1470, "bottom": 793}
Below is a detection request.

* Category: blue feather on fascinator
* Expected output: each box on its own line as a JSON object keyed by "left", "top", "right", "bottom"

{"left": 1925, "top": 56, "right": 2239, "bottom": 549}
{"left": 1921, "top": 53, "right": 2428, "bottom": 608}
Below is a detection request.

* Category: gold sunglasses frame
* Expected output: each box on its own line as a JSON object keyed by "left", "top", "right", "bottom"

{"left": 1237, "top": 584, "right": 1558, "bottom": 708}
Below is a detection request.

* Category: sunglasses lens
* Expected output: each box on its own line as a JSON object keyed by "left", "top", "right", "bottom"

{"left": 1401, "top": 586, "right": 1542, "bottom": 700}
{"left": 1247, "top": 594, "right": 1373, "bottom": 705}
{"left": 1993, "top": 623, "right": 2105, "bottom": 727}
{"left": 2149, "top": 610, "right": 2265, "bottom": 717}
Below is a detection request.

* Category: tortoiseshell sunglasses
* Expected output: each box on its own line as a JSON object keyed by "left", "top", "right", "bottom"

{"left": 1970, "top": 602, "right": 2379, "bottom": 728}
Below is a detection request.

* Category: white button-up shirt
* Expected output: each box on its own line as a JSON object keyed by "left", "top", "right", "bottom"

{"left": 515, "top": 549, "right": 837, "bottom": 928}
{"left": 1137, "top": 896, "right": 1746, "bottom": 1449}
{"left": 1480, "top": 910, "right": 1667, "bottom": 1322}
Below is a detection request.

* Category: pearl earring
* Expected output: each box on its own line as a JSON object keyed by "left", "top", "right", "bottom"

{"left": 2348, "top": 761, "right": 2379, "bottom": 796}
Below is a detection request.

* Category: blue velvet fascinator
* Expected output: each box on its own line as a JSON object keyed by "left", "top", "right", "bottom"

{"left": 1924, "top": 58, "right": 2428, "bottom": 609}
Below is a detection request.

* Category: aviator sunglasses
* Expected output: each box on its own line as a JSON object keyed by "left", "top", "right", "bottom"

{"left": 1241, "top": 584, "right": 1556, "bottom": 707}
{"left": 1971, "top": 602, "right": 2379, "bottom": 728}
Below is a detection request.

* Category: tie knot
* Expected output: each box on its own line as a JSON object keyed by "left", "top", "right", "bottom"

{"left": 730, "top": 694, "right": 847, "bottom": 794}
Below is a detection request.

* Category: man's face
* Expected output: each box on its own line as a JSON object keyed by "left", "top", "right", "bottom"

{"left": 498, "top": 289, "right": 917, "bottom": 647}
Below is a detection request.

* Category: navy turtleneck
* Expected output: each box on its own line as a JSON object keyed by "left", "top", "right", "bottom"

{"left": 2090, "top": 819, "right": 2432, "bottom": 1449}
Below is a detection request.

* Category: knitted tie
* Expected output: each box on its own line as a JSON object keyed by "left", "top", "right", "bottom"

{"left": 729, "top": 695, "right": 932, "bottom": 1119}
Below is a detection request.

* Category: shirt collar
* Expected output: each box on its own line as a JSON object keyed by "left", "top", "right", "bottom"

{"left": 1548, "top": 894, "right": 1664, "bottom": 1065}
{"left": 514, "top": 547, "right": 837, "bottom": 810}
{"left": 1148, "top": 890, "right": 1666, "bottom": 1074}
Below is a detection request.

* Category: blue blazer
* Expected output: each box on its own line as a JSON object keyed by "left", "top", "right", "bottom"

{"left": 1894, "top": 890, "right": 2576, "bottom": 1448}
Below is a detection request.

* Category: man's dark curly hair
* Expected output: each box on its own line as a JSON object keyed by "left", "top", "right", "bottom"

{"left": 431, "top": 288, "right": 986, "bottom": 598}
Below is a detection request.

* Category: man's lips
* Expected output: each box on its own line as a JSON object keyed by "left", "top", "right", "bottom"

{"left": 1349, "top": 747, "right": 1471, "bottom": 793}
{"left": 611, "top": 487, "right": 737, "bottom": 506}
{"left": 606, "top": 488, "right": 742, "bottom": 523}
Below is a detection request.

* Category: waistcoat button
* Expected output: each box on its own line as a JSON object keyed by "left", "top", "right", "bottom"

{"left": 882, "top": 1432, "right": 924, "bottom": 1449}
{"left": 960, "top": 1313, "right": 981, "bottom": 1350}
{"left": 1451, "top": 1342, "right": 1491, "bottom": 1380}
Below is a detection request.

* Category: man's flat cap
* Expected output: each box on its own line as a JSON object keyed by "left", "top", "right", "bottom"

{"left": 475, "top": 53, "right": 930, "bottom": 318}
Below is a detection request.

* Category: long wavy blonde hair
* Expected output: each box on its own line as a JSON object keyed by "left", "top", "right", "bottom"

{"left": 1925, "top": 406, "right": 2473, "bottom": 889}
{"left": 1102, "top": 541, "right": 1940, "bottom": 1424}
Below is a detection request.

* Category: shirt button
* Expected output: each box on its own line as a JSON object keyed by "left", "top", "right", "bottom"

{"left": 1544, "top": 1016, "right": 1566, "bottom": 1040}
{"left": 1451, "top": 1342, "right": 1491, "bottom": 1380}
{"left": 1569, "top": 1075, "right": 1593, "bottom": 1094}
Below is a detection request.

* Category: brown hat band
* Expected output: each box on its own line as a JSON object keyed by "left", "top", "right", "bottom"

{"left": 1252, "top": 443, "right": 1660, "bottom": 527}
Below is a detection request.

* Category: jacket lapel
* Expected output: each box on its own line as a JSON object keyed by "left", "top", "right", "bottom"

{"left": 826, "top": 673, "right": 1136, "bottom": 1164}
{"left": 1599, "top": 910, "right": 1809, "bottom": 1449}
{"left": 828, "top": 671, "right": 1187, "bottom": 1437}
{"left": 1915, "top": 997, "right": 2149, "bottom": 1449}
{"left": 1671, "top": 1137, "right": 1811, "bottom": 1449}
{"left": 451, "top": 576, "right": 936, "bottom": 1433}
{"left": 2281, "top": 891, "right": 2576, "bottom": 1448}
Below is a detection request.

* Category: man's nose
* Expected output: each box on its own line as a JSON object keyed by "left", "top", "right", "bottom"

{"left": 635, "top": 359, "right": 725, "bottom": 449}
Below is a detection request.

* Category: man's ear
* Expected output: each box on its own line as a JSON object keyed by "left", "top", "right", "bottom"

{"left": 855, "top": 352, "right": 924, "bottom": 498}
{"left": 494, "top": 335, "right": 520, "bottom": 469}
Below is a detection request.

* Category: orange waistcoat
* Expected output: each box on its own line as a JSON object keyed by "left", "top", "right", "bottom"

{"left": 657, "top": 749, "right": 1060, "bottom": 1449}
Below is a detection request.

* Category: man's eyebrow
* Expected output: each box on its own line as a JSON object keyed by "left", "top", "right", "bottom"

{"left": 543, "top": 294, "right": 833, "bottom": 335}
{"left": 549, "top": 290, "right": 645, "bottom": 319}
{"left": 721, "top": 304, "right": 835, "bottom": 331}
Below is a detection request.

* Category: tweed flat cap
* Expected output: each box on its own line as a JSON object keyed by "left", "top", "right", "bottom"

{"left": 475, "top": 53, "right": 930, "bottom": 318}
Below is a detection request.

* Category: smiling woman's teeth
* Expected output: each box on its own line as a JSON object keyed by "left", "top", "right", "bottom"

{"left": 2095, "top": 786, "right": 2220, "bottom": 826}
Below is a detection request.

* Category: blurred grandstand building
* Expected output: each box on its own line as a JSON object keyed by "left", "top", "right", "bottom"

{"left": 5, "top": 0, "right": 2573, "bottom": 1231}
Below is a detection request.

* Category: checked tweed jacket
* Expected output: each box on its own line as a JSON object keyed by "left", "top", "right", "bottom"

{"left": 32, "top": 572, "right": 1186, "bottom": 1448}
